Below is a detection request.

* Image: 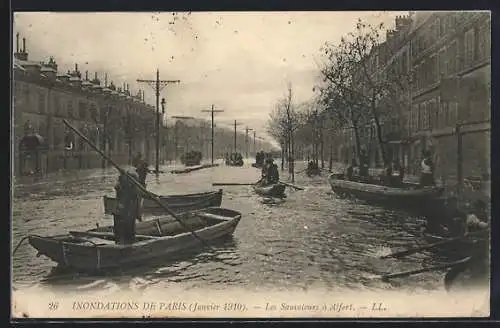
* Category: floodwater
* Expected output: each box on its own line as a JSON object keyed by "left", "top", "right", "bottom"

{"left": 12, "top": 160, "right": 472, "bottom": 294}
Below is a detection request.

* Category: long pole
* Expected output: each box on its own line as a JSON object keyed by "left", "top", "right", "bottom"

{"left": 201, "top": 104, "right": 224, "bottom": 164}
{"left": 137, "top": 70, "right": 180, "bottom": 174}
{"left": 155, "top": 70, "right": 160, "bottom": 173}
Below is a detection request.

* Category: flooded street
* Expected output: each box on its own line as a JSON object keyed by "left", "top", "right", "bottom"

{"left": 12, "top": 161, "right": 448, "bottom": 294}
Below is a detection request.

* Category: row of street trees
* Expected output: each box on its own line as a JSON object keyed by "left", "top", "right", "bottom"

{"left": 267, "top": 18, "right": 413, "bottom": 177}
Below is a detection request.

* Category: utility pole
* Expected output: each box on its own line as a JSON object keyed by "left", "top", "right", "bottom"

{"left": 137, "top": 69, "right": 180, "bottom": 174}
{"left": 233, "top": 120, "right": 242, "bottom": 154}
{"left": 245, "top": 127, "right": 253, "bottom": 159}
{"left": 253, "top": 131, "right": 256, "bottom": 155}
{"left": 201, "top": 104, "right": 224, "bottom": 165}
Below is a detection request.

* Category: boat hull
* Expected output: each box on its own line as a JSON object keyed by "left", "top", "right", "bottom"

{"left": 328, "top": 174, "right": 444, "bottom": 211}
{"left": 28, "top": 207, "right": 242, "bottom": 271}
{"left": 253, "top": 183, "right": 286, "bottom": 198}
{"left": 103, "top": 189, "right": 223, "bottom": 216}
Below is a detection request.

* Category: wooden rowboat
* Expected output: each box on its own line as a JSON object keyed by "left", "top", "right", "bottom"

{"left": 328, "top": 173, "right": 443, "bottom": 212}
{"left": 28, "top": 207, "right": 241, "bottom": 272}
{"left": 103, "top": 189, "right": 223, "bottom": 216}
{"left": 253, "top": 183, "right": 286, "bottom": 198}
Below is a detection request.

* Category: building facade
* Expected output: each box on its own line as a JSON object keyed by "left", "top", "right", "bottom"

{"left": 331, "top": 12, "right": 490, "bottom": 191}
{"left": 12, "top": 35, "right": 157, "bottom": 176}
{"left": 406, "top": 11, "right": 491, "bottom": 187}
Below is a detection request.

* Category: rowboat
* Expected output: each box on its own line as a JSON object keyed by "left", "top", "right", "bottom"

{"left": 103, "top": 189, "right": 223, "bottom": 216}
{"left": 422, "top": 231, "right": 488, "bottom": 258}
{"left": 328, "top": 173, "right": 444, "bottom": 212}
{"left": 253, "top": 183, "right": 286, "bottom": 198}
{"left": 28, "top": 207, "right": 242, "bottom": 271}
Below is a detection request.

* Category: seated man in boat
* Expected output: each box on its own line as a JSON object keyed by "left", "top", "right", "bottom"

{"left": 267, "top": 158, "right": 280, "bottom": 184}
{"left": 419, "top": 150, "right": 436, "bottom": 187}
{"left": 114, "top": 168, "right": 149, "bottom": 245}
{"left": 260, "top": 158, "right": 271, "bottom": 185}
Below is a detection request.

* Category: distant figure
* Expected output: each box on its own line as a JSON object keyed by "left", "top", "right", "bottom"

{"left": 359, "top": 150, "right": 369, "bottom": 178}
{"left": 345, "top": 164, "right": 354, "bottom": 181}
{"left": 113, "top": 168, "right": 146, "bottom": 244}
{"left": 419, "top": 150, "right": 435, "bottom": 187}
{"left": 267, "top": 158, "right": 280, "bottom": 184}
{"left": 394, "top": 161, "right": 405, "bottom": 184}
{"left": 261, "top": 158, "right": 270, "bottom": 183}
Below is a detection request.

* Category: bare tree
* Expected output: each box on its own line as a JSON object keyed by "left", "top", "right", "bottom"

{"left": 319, "top": 19, "right": 413, "bottom": 166}
{"left": 267, "top": 83, "right": 303, "bottom": 182}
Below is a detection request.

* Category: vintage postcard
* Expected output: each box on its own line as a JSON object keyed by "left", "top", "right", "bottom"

{"left": 11, "top": 11, "right": 491, "bottom": 319}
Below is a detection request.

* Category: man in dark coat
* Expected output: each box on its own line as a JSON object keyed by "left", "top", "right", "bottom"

{"left": 113, "top": 168, "right": 146, "bottom": 244}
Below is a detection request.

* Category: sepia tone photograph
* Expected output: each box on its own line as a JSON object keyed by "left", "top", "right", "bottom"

{"left": 11, "top": 11, "right": 491, "bottom": 319}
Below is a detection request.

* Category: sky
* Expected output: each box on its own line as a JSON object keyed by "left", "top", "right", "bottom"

{"left": 13, "top": 11, "right": 407, "bottom": 147}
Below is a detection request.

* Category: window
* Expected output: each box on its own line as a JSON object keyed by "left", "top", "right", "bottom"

{"left": 447, "top": 41, "right": 458, "bottom": 74}
{"left": 23, "top": 85, "right": 30, "bottom": 106}
{"left": 477, "top": 21, "right": 491, "bottom": 62}
{"left": 439, "top": 15, "right": 447, "bottom": 36}
{"left": 89, "top": 103, "right": 98, "bottom": 123}
{"left": 78, "top": 101, "right": 87, "bottom": 120}
{"left": 38, "top": 91, "right": 46, "bottom": 113}
{"left": 439, "top": 100, "right": 448, "bottom": 128}
{"left": 430, "top": 99, "right": 438, "bottom": 130}
{"left": 448, "top": 101, "right": 458, "bottom": 125}
{"left": 464, "top": 28, "right": 475, "bottom": 68}
{"left": 39, "top": 121, "right": 46, "bottom": 137}
{"left": 53, "top": 125, "right": 64, "bottom": 148}
{"left": 53, "top": 95, "right": 60, "bottom": 115}
{"left": 438, "top": 49, "right": 447, "bottom": 78}
{"left": 67, "top": 100, "right": 74, "bottom": 118}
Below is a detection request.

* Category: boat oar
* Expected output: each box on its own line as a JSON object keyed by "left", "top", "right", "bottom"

{"left": 212, "top": 182, "right": 257, "bottom": 186}
{"left": 62, "top": 119, "right": 210, "bottom": 247}
{"left": 380, "top": 256, "right": 471, "bottom": 281}
{"left": 279, "top": 181, "right": 304, "bottom": 191}
{"left": 380, "top": 230, "right": 487, "bottom": 259}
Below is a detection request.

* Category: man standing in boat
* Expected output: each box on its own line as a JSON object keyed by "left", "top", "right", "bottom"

{"left": 419, "top": 150, "right": 435, "bottom": 187}
{"left": 113, "top": 168, "right": 148, "bottom": 245}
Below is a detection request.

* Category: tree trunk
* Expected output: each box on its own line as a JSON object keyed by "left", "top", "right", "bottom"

{"left": 320, "top": 125, "right": 325, "bottom": 169}
{"left": 353, "top": 123, "right": 362, "bottom": 165}
{"left": 290, "top": 132, "right": 295, "bottom": 183}
{"left": 281, "top": 143, "right": 285, "bottom": 171}
{"left": 371, "top": 99, "right": 387, "bottom": 166}
{"left": 329, "top": 142, "right": 333, "bottom": 172}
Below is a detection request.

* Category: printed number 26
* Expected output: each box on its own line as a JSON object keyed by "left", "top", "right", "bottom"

{"left": 48, "top": 302, "right": 59, "bottom": 311}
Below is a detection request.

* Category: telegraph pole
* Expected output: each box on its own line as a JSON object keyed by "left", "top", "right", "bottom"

{"left": 233, "top": 120, "right": 242, "bottom": 154}
{"left": 137, "top": 69, "right": 180, "bottom": 174}
{"left": 245, "top": 127, "right": 253, "bottom": 159}
{"left": 201, "top": 104, "right": 224, "bottom": 164}
{"left": 253, "top": 131, "right": 256, "bottom": 155}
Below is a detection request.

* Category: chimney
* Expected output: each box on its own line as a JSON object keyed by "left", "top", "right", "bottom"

{"left": 105, "top": 73, "right": 108, "bottom": 87}
{"left": 75, "top": 63, "right": 78, "bottom": 73}
{"left": 94, "top": 72, "right": 97, "bottom": 80}
{"left": 22, "top": 37, "right": 26, "bottom": 52}
{"left": 16, "top": 33, "right": 19, "bottom": 53}
{"left": 85, "top": 70, "right": 89, "bottom": 80}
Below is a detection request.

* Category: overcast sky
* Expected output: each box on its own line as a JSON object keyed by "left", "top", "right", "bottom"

{"left": 13, "top": 11, "right": 407, "bottom": 146}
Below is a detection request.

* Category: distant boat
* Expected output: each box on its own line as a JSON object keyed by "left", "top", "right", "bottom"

{"left": 102, "top": 189, "right": 223, "bottom": 216}
{"left": 328, "top": 173, "right": 444, "bottom": 213}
